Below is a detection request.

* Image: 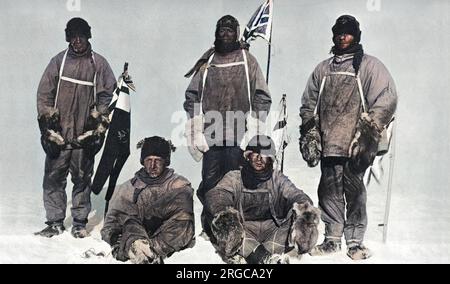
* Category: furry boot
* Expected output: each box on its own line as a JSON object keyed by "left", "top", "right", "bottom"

{"left": 309, "top": 238, "right": 342, "bottom": 256}
{"left": 211, "top": 207, "right": 244, "bottom": 259}
{"left": 347, "top": 243, "right": 372, "bottom": 260}
{"left": 289, "top": 202, "right": 320, "bottom": 254}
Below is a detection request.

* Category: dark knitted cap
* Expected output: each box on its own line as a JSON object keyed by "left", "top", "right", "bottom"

{"left": 137, "top": 136, "right": 176, "bottom": 165}
{"left": 65, "top": 17, "right": 91, "bottom": 42}
{"left": 215, "top": 15, "right": 240, "bottom": 38}
{"left": 332, "top": 15, "right": 361, "bottom": 42}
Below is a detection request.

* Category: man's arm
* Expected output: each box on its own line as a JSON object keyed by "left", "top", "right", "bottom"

{"left": 183, "top": 68, "right": 204, "bottom": 118}
{"left": 95, "top": 56, "right": 117, "bottom": 115}
{"left": 204, "top": 171, "right": 239, "bottom": 216}
{"left": 299, "top": 63, "right": 324, "bottom": 126}
{"left": 101, "top": 181, "right": 146, "bottom": 261}
{"left": 277, "top": 172, "right": 313, "bottom": 213}
{"left": 37, "top": 57, "right": 59, "bottom": 116}
{"left": 248, "top": 52, "right": 271, "bottom": 119}
{"left": 147, "top": 181, "right": 195, "bottom": 258}
{"left": 361, "top": 57, "right": 398, "bottom": 129}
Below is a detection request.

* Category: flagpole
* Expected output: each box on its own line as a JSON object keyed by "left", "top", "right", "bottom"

{"left": 382, "top": 121, "right": 396, "bottom": 243}
{"left": 266, "top": 37, "right": 272, "bottom": 84}
{"left": 265, "top": 2, "right": 273, "bottom": 84}
{"left": 280, "top": 94, "right": 286, "bottom": 172}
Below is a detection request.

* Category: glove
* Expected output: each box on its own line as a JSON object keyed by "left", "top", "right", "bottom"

{"left": 185, "top": 115, "right": 209, "bottom": 162}
{"left": 38, "top": 109, "right": 66, "bottom": 159}
{"left": 299, "top": 116, "right": 322, "bottom": 167}
{"left": 239, "top": 115, "right": 265, "bottom": 151}
{"left": 289, "top": 202, "right": 320, "bottom": 254}
{"left": 211, "top": 207, "right": 244, "bottom": 258}
{"left": 73, "top": 110, "right": 110, "bottom": 155}
{"left": 110, "top": 233, "right": 122, "bottom": 260}
{"left": 348, "top": 113, "right": 381, "bottom": 174}
{"left": 128, "top": 239, "right": 159, "bottom": 264}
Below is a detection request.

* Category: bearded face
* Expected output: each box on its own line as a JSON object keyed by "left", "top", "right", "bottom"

{"left": 214, "top": 16, "right": 241, "bottom": 54}
{"left": 70, "top": 33, "right": 89, "bottom": 54}
{"left": 333, "top": 33, "right": 355, "bottom": 51}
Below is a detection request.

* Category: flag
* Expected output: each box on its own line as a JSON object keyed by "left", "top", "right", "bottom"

{"left": 91, "top": 63, "right": 135, "bottom": 214}
{"left": 242, "top": 0, "right": 273, "bottom": 43}
{"left": 271, "top": 94, "right": 289, "bottom": 171}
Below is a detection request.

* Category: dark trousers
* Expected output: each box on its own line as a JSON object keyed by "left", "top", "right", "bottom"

{"left": 42, "top": 149, "right": 94, "bottom": 227}
{"left": 198, "top": 146, "right": 243, "bottom": 239}
{"left": 318, "top": 157, "right": 367, "bottom": 246}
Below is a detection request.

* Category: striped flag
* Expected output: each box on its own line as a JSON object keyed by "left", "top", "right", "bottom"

{"left": 271, "top": 94, "right": 289, "bottom": 171}
{"left": 91, "top": 63, "right": 135, "bottom": 215}
{"left": 242, "top": 0, "right": 273, "bottom": 43}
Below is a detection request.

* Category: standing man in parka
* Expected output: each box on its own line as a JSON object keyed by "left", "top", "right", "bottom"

{"left": 183, "top": 15, "right": 272, "bottom": 240}
{"left": 101, "top": 136, "right": 195, "bottom": 264}
{"left": 299, "top": 15, "right": 397, "bottom": 260}
{"left": 35, "top": 18, "right": 116, "bottom": 238}
{"left": 205, "top": 135, "right": 320, "bottom": 264}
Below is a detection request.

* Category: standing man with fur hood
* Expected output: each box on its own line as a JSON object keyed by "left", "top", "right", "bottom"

{"left": 205, "top": 135, "right": 320, "bottom": 264}
{"left": 299, "top": 15, "right": 397, "bottom": 260}
{"left": 183, "top": 15, "right": 272, "bottom": 240}
{"left": 35, "top": 18, "right": 116, "bottom": 238}
{"left": 101, "top": 136, "right": 195, "bottom": 264}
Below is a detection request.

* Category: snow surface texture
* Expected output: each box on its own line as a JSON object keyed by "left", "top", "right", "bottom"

{"left": 1, "top": 0, "right": 449, "bottom": 263}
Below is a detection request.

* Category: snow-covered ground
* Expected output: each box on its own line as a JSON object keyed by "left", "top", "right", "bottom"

{"left": 1, "top": 143, "right": 449, "bottom": 264}
{"left": 1, "top": 0, "right": 449, "bottom": 264}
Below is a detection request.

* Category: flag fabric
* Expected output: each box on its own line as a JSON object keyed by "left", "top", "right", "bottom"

{"left": 91, "top": 63, "right": 134, "bottom": 212}
{"left": 271, "top": 94, "right": 289, "bottom": 170}
{"left": 242, "top": 0, "right": 273, "bottom": 43}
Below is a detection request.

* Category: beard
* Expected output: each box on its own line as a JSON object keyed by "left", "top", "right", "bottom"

{"left": 214, "top": 38, "right": 241, "bottom": 54}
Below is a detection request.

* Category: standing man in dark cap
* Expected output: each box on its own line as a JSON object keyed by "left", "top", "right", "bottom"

{"left": 299, "top": 15, "right": 397, "bottom": 260}
{"left": 101, "top": 136, "right": 195, "bottom": 264}
{"left": 183, "top": 15, "right": 272, "bottom": 240}
{"left": 205, "top": 135, "right": 320, "bottom": 264}
{"left": 35, "top": 17, "right": 116, "bottom": 238}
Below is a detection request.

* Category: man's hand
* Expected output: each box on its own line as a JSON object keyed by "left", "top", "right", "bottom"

{"left": 185, "top": 116, "right": 209, "bottom": 162}
{"left": 128, "top": 239, "right": 159, "bottom": 264}
{"left": 299, "top": 116, "right": 322, "bottom": 167}
{"left": 211, "top": 207, "right": 244, "bottom": 258}
{"left": 348, "top": 113, "right": 381, "bottom": 173}
{"left": 38, "top": 109, "right": 66, "bottom": 159}
{"left": 73, "top": 110, "right": 110, "bottom": 155}
{"left": 289, "top": 202, "right": 320, "bottom": 254}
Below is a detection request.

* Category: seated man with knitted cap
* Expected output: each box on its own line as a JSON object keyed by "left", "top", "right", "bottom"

{"left": 101, "top": 136, "right": 195, "bottom": 264}
{"left": 204, "top": 135, "right": 320, "bottom": 264}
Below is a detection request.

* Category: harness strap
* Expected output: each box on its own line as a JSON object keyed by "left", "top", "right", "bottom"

{"left": 60, "top": 76, "right": 94, "bottom": 86}
{"left": 54, "top": 49, "right": 98, "bottom": 111}
{"left": 314, "top": 76, "right": 327, "bottom": 116}
{"left": 199, "top": 54, "right": 215, "bottom": 115}
{"left": 313, "top": 71, "right": 367, "bottom": 116}
{"left": 200, "top": 49, "right": 251, "bottom": 115}
{"left": 242, "top": 50, "right": 251, "bottom": 110}
{"left": 54, "top": 49, "right": 68, "bottom": 108}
